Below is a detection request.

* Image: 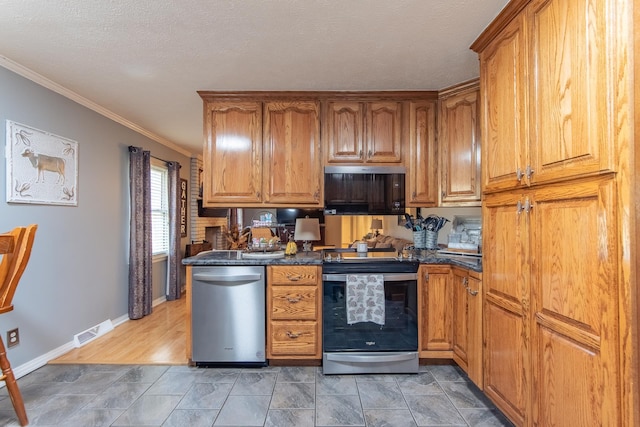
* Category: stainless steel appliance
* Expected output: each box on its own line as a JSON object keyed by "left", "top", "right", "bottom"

{"left": 322, "top": 249, "right": 419, "bottom": 374}
{"left": 191, "top": 265, "right": 267, "bottom": 367}
{"left": 324, "top": 166, "right": 405, "bottom": 215}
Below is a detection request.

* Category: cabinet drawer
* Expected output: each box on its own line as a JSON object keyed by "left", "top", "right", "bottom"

{"left": 269, "top": 322, "right": 319, "bottom": 356}
{"left": 271, "top": 287, "right": 318, "bottom": 320}
{"left": 269, "top": 266, "right": 318, "bottom": 285}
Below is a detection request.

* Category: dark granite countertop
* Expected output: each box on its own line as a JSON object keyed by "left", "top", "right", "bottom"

{"left": 182, "top": 250, "right": 323, "bottom": 266}
{"left": 182, "top": 249, "right": 481, "bottom": 272}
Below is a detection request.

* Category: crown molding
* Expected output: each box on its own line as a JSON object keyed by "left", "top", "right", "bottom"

{"left": 0, "top": 55, "right": 193, "bottom": 158}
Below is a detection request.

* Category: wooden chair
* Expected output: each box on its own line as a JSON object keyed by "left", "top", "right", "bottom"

{"left": 0, "top": 224, "right": 37, "bottom": 426}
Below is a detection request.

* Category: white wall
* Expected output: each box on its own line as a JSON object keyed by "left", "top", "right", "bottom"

{"left": 0, "top": 66, "right": 192, "bottom": 372}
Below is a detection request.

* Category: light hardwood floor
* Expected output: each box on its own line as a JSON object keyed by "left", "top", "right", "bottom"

{"left": 50, "top": 298, "right": 188, "bottom": 365}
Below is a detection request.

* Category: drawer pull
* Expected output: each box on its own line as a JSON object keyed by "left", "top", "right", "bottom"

{"left": 287, "top": 297, "right": 301, "bottom": 303}
{"left": 286, "top": 331, "right": 300, "bottom": 339}
{"left": 286, "top": 274, "right": 301, "bottom": 281}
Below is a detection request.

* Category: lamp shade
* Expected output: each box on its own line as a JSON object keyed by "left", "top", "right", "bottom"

{"left": 294, "top": 217, "right": 321, "bottom": 241}
{"left": 370, "top": 219, "right": 383, "bottom": 230}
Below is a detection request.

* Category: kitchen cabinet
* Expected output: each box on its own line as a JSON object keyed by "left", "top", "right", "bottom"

{"left": 482, "top": 190, "right": 530, "bottom": 426}
{"left": 483, "top": 178, "right": 620, "bottom": 426}
{"left": 438, "top": 80, "right": 481, "bottom": 206}
{"left": 202, "top": 101, "right": 263, "bottom": 205}
{"left": 451, "top": 267, "right": 483, "bottom": 388}
{"left": 477, "top": 0, "right": 613, "bottom": 194}
{"left": 472, "top": 0, "right": 635, "bottom": 425}
{"left": 199, "top": 95, "right": 322, "bottom": 207}
{"left": 418, "top": 265, "right": 453, "bottom": 358}
{"left": 263, "top": 101, "right": 322, "bottom": 205}
{"left": 325, "top": 100, "right": 403, "bottom": 164}
{"left": 267, "top": 265, "right": 322, "bottom": 359}
{"left": 407, "top": 100, "right": 438, "bottom": 207}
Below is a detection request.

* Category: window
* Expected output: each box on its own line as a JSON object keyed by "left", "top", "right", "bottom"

{"left": 150, "top": 161, "right": 169, "bottom": 256}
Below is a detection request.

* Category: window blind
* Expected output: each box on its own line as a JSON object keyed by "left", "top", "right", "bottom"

{"left": 150, "top": 164, "right": 169, "bottom": 255}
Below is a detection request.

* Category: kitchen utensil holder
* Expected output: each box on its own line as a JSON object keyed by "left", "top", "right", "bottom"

{"left": 413, "top": 230, "right": 426, "bottom": 249}
{"left": 425, "top": 230, "right": 439, "bottom": 249}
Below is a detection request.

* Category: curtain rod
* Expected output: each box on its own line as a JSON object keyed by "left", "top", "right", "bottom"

{"left": 129, "top": 146, "right": 181, "bottom": 167}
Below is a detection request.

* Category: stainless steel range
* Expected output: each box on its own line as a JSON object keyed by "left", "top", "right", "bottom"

{"left": 321, "top": 249, "right": 419, "bottom": 374}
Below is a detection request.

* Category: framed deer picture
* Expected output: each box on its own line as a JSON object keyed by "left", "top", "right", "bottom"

{"left": 5, "top": 120, "right": 78, "bottom": 206}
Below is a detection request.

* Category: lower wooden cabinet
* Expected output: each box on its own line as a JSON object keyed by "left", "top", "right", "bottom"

{"left": 267, "top": 265, "right": 322, "bottom": 359}
{"left": 419, "top": 265, "right": 453, "bottom": 358}
{"left": 419, "top": 264, "right": 483, "bottom": 388}
{"left": 451, "top": 267, "right": 483, "bottom": 388}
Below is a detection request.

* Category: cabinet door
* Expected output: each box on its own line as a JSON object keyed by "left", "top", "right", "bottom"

{"left": 483, "top": 191, "right": 530, "bottom": 426}
{"left": 325, "top": 101, "right": 364, "bottom": 163}
{"left": 529, "top": 178, "right": 619, "bottom": 426}
{"left": 419, "top": 265, "right": 452, "bottom": 355}
{"left": 528, "top": 0, "right": 613, "bottom": 184}
{"left": 479, "top": 13, "right": 528, "bottom": 192}
{"left": 365, "top": 101, "right": 403, "bottom": 163}
{"left": 451, "top": 268, "right": 469, "bottom": 370}
{"left": 439, "top": 85, "right": 481, "bottom": 205}
{"left": 263, "top": 101, "right": 322, "bottom": 205}
{"left": 466, "top": 273, "right": 483, "bottom": 388}
{"left": 407, "top": 100, "right": 438, "bottom": 207}
{"left": 203, "top": 101, "right": 262, "bottom": 205}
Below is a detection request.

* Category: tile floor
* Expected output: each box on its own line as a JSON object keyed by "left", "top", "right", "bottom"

{"left": 0, "top": 363, "right": 513, "bottom": 426}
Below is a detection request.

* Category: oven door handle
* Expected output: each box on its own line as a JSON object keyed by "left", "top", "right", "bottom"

{"left": 322, "top": 273, "right": 417, "bottom": 282}
{"left": 325, "top": 352, "right": 417, "bottom": 363}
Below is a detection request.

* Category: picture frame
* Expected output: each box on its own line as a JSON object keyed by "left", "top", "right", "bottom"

{"left": 5, "top": 120, "right": 78, "bottom": 206}
{"left": 180, "top": 178, "right": 187, "bottom": 237}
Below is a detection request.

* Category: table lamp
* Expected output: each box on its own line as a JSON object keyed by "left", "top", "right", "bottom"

{"left": 370, "top": 218, "right": 383, "bottom": 236}
{"left": 294, "top": 216, "right": 321, "bottom": 252}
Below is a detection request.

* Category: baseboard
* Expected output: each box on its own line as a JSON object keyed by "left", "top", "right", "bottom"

{"left": 9, "top": 295, "right": 169, "bottom": 382}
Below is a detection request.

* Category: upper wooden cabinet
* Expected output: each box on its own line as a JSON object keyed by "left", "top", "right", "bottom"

{"left": 263, "top": 101, "right": 322, "bottom": 205}
{"left": 202, "top": 101, "right": 263, "bottom": 205}
{"left": 474, "top": 0, "right": 614, "bottom": 193}
{"left": 199, "top": 94, "right": 322, "bottom": 207}
{"left": 407, "top": 100, "right": 438, "bottom": 207}
{"left": 438, "top": 81, "right": 481, "bottom": 206}
{"left": 325, "top": 100, "right": 403, "bottom": 164}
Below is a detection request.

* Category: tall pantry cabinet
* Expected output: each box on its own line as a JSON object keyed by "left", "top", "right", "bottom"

{"left": 471, "top": 0, "right": 637, "bottom": 426}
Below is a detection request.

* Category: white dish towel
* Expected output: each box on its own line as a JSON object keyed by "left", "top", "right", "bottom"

{"left": 346, "top": 274, "right": 385, "bottom": 326}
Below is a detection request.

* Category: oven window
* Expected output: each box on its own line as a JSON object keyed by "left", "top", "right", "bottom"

{"left": 322, "top": 278, "right": 418, "bottom": 352}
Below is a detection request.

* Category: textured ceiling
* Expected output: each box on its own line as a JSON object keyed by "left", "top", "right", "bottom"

{"left": 0, "top": 0, "right": 508, "bottom": 156}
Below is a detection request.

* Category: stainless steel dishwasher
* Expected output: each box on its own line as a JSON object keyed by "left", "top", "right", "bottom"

{"left": 191, "top": 265, "right": 266, "bottom": 366}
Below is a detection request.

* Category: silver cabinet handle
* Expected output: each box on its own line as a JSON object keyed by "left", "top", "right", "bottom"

{"left": 516, "top": 167, "right": 524, "bottom": 182}
{"left": 526, "top": 164, "right": 535, "bottom": 180}
{"left": 286, "top": 331, "right": 300, "bottom": 339}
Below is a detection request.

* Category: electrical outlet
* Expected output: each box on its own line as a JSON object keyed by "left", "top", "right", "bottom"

{"left": 7, "top": 328, "right": 19, "bottom": 348}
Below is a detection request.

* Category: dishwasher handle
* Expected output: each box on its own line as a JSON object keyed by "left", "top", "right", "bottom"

{"left": 193, "top": 273, "right": 262, "bottom": 283}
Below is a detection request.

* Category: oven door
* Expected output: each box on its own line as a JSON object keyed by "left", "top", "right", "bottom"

{"left": 322, "top": 272, "right": 418, "bottom": 374}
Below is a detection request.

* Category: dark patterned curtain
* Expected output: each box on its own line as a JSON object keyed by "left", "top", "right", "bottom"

{"left": 128, "top": 146, "right": 152, "bottom": 319}
{"left": 166, "top": 161, "right": 182, "bottom": 300}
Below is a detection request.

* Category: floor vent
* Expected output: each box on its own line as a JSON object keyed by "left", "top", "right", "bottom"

{"left": 73, "top": 319, "right": 114, "bottom": 347}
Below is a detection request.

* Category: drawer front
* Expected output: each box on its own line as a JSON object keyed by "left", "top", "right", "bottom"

{"left": 271, "top": 287, "right": 318, "bottom": 320}
{"left": 269, "top": 322, "right": 319, "bottom": 356}
{"left": 269, "top": 265, "right": 318, "bottom": 285}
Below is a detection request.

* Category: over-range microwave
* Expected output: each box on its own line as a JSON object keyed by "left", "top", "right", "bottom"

{"left": 323, "top": 166, "right": 405, "bottom": 215}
